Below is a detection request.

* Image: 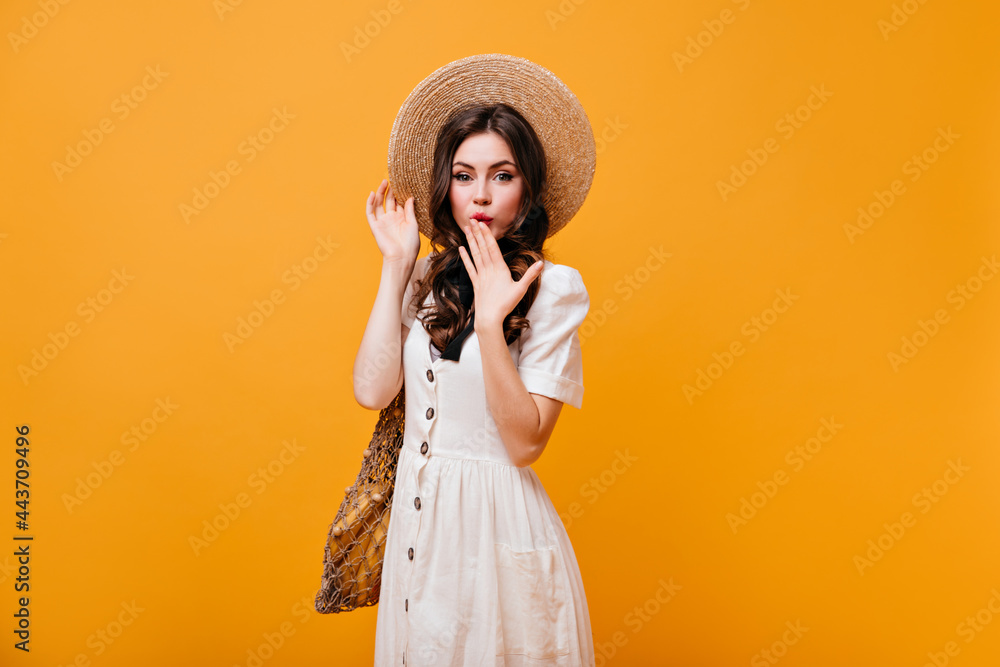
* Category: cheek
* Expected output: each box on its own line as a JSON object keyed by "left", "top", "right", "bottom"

{"left": 447, "top": 190, "right": 460, "bottom": 215}
{"left": 503, "top": 187, "right": 523, "bottom": 214}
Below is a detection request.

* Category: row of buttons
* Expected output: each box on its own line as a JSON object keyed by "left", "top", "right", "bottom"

{"left": 405, "top": 367, "right": 434, "bottom": 619}
{"left": 422, "top": 367, "right": 434, "bottom": 456}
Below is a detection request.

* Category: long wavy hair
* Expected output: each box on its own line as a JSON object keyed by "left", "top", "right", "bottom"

{"left": 409, "top": 103, "right": 551, "bottom": 353}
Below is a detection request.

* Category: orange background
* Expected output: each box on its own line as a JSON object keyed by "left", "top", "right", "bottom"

{"left": 2, "top": 0, "right": 999, "bottom": 665}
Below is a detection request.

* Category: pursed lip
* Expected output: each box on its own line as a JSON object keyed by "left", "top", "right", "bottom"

{"left": 471, "top": 212, "right": 493, "bottom": 222}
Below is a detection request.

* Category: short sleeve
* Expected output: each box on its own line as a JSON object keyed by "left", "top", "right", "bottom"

{"left": 517, "top": 263, "right": 590, "bottom": 409}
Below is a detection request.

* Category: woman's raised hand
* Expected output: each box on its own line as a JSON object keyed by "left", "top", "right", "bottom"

{"left": 458, "top": 220, "right": 544, "bottom": 331}
{"left": 365, "top": 178, "right": 420, "bottom": 266}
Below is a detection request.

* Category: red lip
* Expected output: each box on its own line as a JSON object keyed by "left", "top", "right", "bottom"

{"left": 471, "top": 213, "right": 493, "bottom": 222}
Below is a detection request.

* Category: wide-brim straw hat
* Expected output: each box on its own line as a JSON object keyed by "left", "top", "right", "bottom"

{"left": 387, "top": 53, "right": 596, "bottom": 240}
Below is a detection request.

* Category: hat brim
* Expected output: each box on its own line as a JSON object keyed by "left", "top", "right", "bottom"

{"left": 387, "top": 53, "right": 596, "bottom": 240}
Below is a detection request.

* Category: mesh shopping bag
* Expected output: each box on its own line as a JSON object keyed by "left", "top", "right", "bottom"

{"left": 315, "top": 386, "right": 405, "bottom": 613}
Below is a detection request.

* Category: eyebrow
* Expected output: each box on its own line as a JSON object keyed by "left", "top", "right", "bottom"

{"left": 452, "top": 160, "right": 516, "bottom": 170}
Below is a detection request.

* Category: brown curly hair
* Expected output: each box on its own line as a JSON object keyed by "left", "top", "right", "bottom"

{"left": 409, "top": 103, "right": 551, "bottom": 353}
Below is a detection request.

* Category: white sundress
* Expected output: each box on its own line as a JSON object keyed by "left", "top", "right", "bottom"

{"left": 373, "top": 257, "right": 595, "bottom": 666}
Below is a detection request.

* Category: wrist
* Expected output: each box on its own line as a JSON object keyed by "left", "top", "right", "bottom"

{"left": 382, "top": 257, "right": 414, "bottom": 280}
{"left": 380, "top": 259, "right": 414, "bottom": 302}
{"left": 474, "top": 315, "right": 503, "bottom": 335}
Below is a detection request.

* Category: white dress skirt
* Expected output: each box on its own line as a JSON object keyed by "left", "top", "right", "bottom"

{"left": 373, "top": 258, "right": 595, "bottom": 666}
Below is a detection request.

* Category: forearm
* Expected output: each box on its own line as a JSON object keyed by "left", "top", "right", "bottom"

{"left": 476, "top": 317, "right": 542, "bottom": 467}
{"left": 352, "top": 259, "right": 414, "bottom": 410}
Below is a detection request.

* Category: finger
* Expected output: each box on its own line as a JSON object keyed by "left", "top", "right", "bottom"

{"left": 472, "top": 220, "right": 493, "bottom": 270}
{"left": 519, "top": 259, "right": 544, "bottom": 283}
{"left": 478, "top": 220, "right": 504, "bottom": 267}
{"left": 521, "top": 263, "right": 544, "bottom": 296}
{"left": 365, "top": 190, "right": 375, "bottom": 225}
{"left": 375, "top": 179, "right": 387, "bottom": 209}
{"left": 385, "top": 183, "right": 396, "bottom": 214}
{"left": 373, "top": 180, "right": 389, "bottom": 220}
{"left": 404, "top": 196, "right": 417, "bottom": 225}
{"left": 457, "top": 246, "right": 478, "bottom": 285}
{"left": 464, "top": 222, "right": 483, "bottom": 269}
{"left": 472, "top": 220, "right": 494, "bottom": 269}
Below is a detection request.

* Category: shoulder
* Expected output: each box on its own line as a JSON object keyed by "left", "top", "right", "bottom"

{"left": 525, "top": 261, "right": 589, "bottom": 323}
{"left": 536, "top": 260, "right": 587, "bottom": 300}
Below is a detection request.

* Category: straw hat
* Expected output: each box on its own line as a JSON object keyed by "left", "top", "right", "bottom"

{"left": 387, "top": 53, "right": 596, "bottom": 240}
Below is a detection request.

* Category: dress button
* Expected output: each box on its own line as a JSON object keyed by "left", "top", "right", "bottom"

{"left": 405, "top": 598, "right": 408, "bottom": 612}
{"left": 425, "top": 407, "right": 434, "bottom": 419}
{"left": 426, "top": 369, "right": 434, "bottom": 382}
{"left": 414, "top": 497, "right": 421, "bottom": 510}
{"left": 408, "top": 547, "right": 414, "bottom": 560}
{"left": 420, "top": 442, "right": 429, "bottom": 455}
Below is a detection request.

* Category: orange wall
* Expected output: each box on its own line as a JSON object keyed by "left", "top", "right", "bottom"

{"left": 2, "top": 1, "right": 999, "bottom": 665}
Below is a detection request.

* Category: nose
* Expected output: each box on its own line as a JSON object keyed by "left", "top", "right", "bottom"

{"left": 473, "top": 181, "right": 491, "bottom": 205}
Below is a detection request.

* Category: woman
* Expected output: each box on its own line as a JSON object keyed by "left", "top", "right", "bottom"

{"left": 354, "top": 54, "right": 597, "bottom": 666}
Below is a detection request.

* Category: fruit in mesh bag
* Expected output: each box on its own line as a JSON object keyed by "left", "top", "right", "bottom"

{"left": 315, "top": 389, "right": 404, "bottom": 612}
{"left": 327, "top": 485, "right": 390, "bottom": 604}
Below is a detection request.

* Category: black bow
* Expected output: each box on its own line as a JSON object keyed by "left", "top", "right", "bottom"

{"left": 439, "top": 234, "right": 520, "bottom": 361}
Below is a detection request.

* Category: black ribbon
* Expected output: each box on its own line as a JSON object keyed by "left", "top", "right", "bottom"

{"left": 439, "top": 234, "right": 520, "bottom": 361}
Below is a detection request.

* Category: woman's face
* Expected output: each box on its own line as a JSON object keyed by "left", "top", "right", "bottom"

{"left": 449, "top": 132, "right": 524, "bottom": 240}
